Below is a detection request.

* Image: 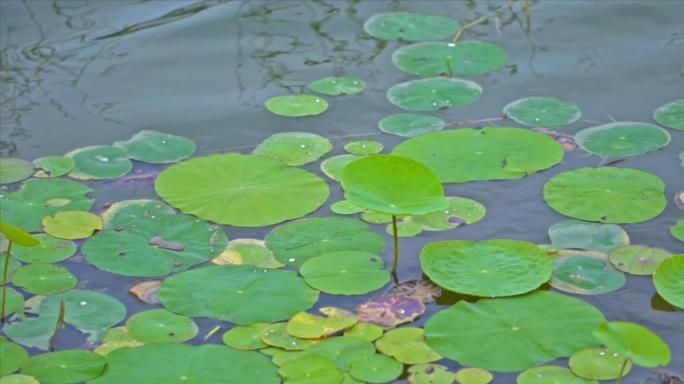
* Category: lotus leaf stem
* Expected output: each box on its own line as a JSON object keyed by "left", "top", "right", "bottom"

{"left": 615, "top": 357, "right": 630, "bottom": 384}
{"left": 391, "top": 215, "right": 399, "bottom": 276}
{"left": 1, "top": 240, "right": 13, "bottom": 323}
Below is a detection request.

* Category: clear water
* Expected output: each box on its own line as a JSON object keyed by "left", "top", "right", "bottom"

{"left": 1, "top": 0, "right": 683, "bottom": 381}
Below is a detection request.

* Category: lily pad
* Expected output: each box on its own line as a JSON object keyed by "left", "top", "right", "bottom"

{"left": 300, "top": 251, "right": 391, "bottom": 295}
{"left": 33, "top": 156, "right": 74, "bottom": 178}
{"left": 266, "top": 217, "right": 384, "bottom": 267}
{"left": 455, "top": 367, "right": 494, "bottom": 384}
{"left": 0, "top": 158, "right": 34, "bottom": 184}
{"left": 350, "top": 353, "right": 403, "bottom": 383}
{"left": 672, "top": 218, "right": 684, "bottom": 242}
{"left": 100, "top": 199, "right": 175, "bottom": 229}
{"left": 90, "top": 343, "right": 279, "bottom": 384}
{"left": 411, "top": 196, "right": 486, "bottom": 231}
{"left": 575, "top": 122, "right": 670, "bottom": 157}
{"left": 94, "top": 327, "right": 142, "bottom": 356}
{"left": 155, "top": 154, "right": 330, "bottom": 227}
{"left": 331, "top": 200, "right": 365, "bottom": 215}
{"left": 356, "top": 295, "right": 425, "bottom": 328}
{"left": 279, "top": 354, "right": 343, "bottom": 384}
{"left": 20, "top": 349, "right": 106, "bottom": 384}
{"left": 653, "top": 254, "right": 684, "bottom": 309}
{"left": 408, "top": 364, "right": 456, "bottom": 384}
{"left": 385, "top": 220, "right": 423, "bottom": 237}
{"left": 320, "top": 154, "right": 361, "bottom": 181}
{"left": 212, "top": 238, "right": 283, "bottom": 269}
{"left": 609, "top": 245, "right": 672, "bottom": 275}
{"left": 345, "top": 140, "right": 383, "bottom": 155}
{"left": 0, "top": 375, "right": 39, "bottom": 384}
{"left": 569, "top": 348, "right": 632, "bottom": 380}
{"left": 253, "top": 132, "right": 333, "bottom": 166}
{"left": 387, "top": 77, "right": 482, "bottom": 111}
{"left": 83, "top": 213, "right": 227, "bottom": 276}
{"left": 66, "top": 145, "right": 132, "bottom": 180}
{"left": 653, "top": 99, "right": 684, "bottom": 130}
{"left": 392, "top": 127, "right": 564, "bottom": 183}
{"left": 392, "top": 41, "right": 507, "bottom": 77}
{"left": 126, "top": 309, "right": 198, "bottom": 343}
{"left": 547, "top": 220, "right": 630, "bottom": 253}
{"left": 420, "top": 239, "right": 552, "bottom": 297}
{"left": 158, "top": 265, "right": 318, "bottom": 324}
{"left": 378, "top": 113, "right": 445, "bottom": 137}
{"left": 308, "top": 76, "right": 365, "bottom": 96}
{"left": 344, "top": 323, "right": 384, "bottom": 341}
{"left": 12, "top": 234, "right": 76, "bottom": 263}
{"left": 260, "top": 323, "right": 314, "bottom": 351}
{"left": 504, "top": 96, "right": 581, "bottom": 127}
{"left": 42, "top": 211, "right": 102, "bottom": 240}
{"left": 222, "top": 323, "right": 269, "bottom": 350}
{"left": 0, "top": 336, "right": 28, "bottom": 375}
{"left": 361, "top": 210, "right": 392, "bottom": 224}
{"left": 543, "top": 167, "right": 666, "bottom": 223}
{"left": 308, "top": 335, "right": 376, "bottom": 371}
{"left": 550, "top": 252, "right": 625, "bottom": 295}
{"left": 516, "top": 365, "right": 597, "bottom": 384}
{"left": 265, "top": 94, "right": 328, "bottom": 117}
{"left": 287, "top": 307, "right": 358, "bottom": 339}
{"left": 11, "top": 264, "right": 77, "bottom": 295}
{"left": 113, "top": 130, "right": 196, "bottom": 164}
{"left": 2, "top": 287, "right": 25, "bottom": 318}
{"left": 593, "top": 321, "right": 671, "bottom": 368}
{"left": 376, "top": 327, "right": 441, "bottom": 364}
{"left": 363, "top": 12, "right": 460, "bottom": 42}
{"left": 424, "top": 291, "right": 605, "bottom": 372}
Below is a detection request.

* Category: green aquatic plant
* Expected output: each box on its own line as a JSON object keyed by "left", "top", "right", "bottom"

{"left": 307, "top": 76, "right": 365, "bottom": 96}
{"left": 653, "top": 99, "right": 684, "bottom": 130}
{"left": 0, "top": 220, "right": 38, "bottom": 323}
{"left": 363, "top": 11, "right": 460, "bottom": 42}
{"left": 574, "top": 122, "right": 671, "bottom": 158}
{"left": 66, "top": 145, "right": 132, "bottom": 180}
{"left": 341, "top": 155, "right": 447, "bottom": 275}
{"left": 378, "top": 113, "right": 445, "bottom": 137}
{"left": 653, "top": 254, "right": 684, "bottom": 308}
{"left": 547, "top": 220, "right": 630, "bottom": 254}
{"left": 392, "top": 41, "right": 507, "bottom": 77}
{"left": 0, "top": 158, "right": 34, "bottom": 184}
{"left": 264, "top": 94, "right": 328, "bottom": 117}
{"left": 387, "top": 77, "right": 482, "bottom": 111}
{"left": 33, "top": 156, "right": 74, "bottom": 178}
{"left": 253, "top": 132, "right": 332, "bottom": 166}
{"left": 503, "top": 96, "right": 581, "bottom": 127}
{"left": 113, "top": 130, "right": 196, "bottom": 164}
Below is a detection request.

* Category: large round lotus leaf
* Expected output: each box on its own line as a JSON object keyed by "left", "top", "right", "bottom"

{"left": 0, "top": 375, "right": 40, "bottom": 384}
{"left": 375, "top": 327, "right": 440, "bottom": 364}
{"left": 356, "top": 295, "right": 425, "bottom": 328}
{"left": 126, "top": 309, "right": 198, "bottom": 343}
{"left": 0, "top": 178, "right": 93, "bottom": 232}
{"left": 212, "top": 238, "right": 283, "bottom": 269}
{"left": 575, "top": 122, "right": 670, "bottom": 157}
{"left": 350, "top": 353, "right": 402, "bottom": 383}
{"left": 516, "top": 365, "right": 597, "bottom": 384}
{"left": 543, "top": 167, "right": 666, "bottom": 223}
{"left": 113, "top": 130, "right": 196, "bottom": 164}
{"left": 344, "top": 323, "right": 384, "bottom": 342}
{"left": 11, "top": 264, "right": 77, "bottom": 295}
{"left": 421, "top": 240, "right": 552, "bottom": 297}
{"left": 378, "top": 113, "right": 445, "bottom": 137}
{"left": 424, "top": 291, "right": 605, "bottom": 372}
{"left": 83, "top": 214, "right": 227, "bottom": 276}
{"left": 653, "top": 254, "right": 684, "bottom": 309}
{"left": 12, "top": 234, "right": 76, "bottom": 263}
{"left": 42, "top": 211, "right": 102, "bottom": 240}
{"left": 91, "top": 343, "right": 279, "bottom": 384}
{"left": 0, "top": 158, "right": 33, "bottom": 184}
{"left": 222, "top": 323, "right": 269, "bottom": 350}
{"left": 363, "top": 12, "right": 459, "bottom": 42}
{"left": 551, "top": 253, "right": 625, "bottom": 295}
{"left": 20, "top": 350, "right": 106, "bottom": 384}
{"left": 411, "top": 196, "right": 486, "bottom": 231}
{"left": 155, "top": 154, "right": 329, "bottom": 227}
{"left": 287, "top": 307, "right": 358, "bottom": 339}
{"left": 265, "top": 94, "right": 328, "bottom": 117}
{"left": 653, "top": 99, "right": 684, "bottom": 130}
{"left": 569, "top": 348, "right": 631, "bottom": 380}
{"left": 66, "top": 145, "right": 132, "bottom": 180}
{"left": 331, "top": 200, "right": 365, "bottom": 215}
{"left": 593, "top": 321, "right": 671, "bottom": 368}
{"left": 504, "top": 96, "right": 581, "bottom": 127}
{"left": 454, "top": 367, "right": 494, "bottom": 384}
{"left": 308, "top": 76, "right": 365, "bottom": 96}
{"left": 408, "top": 364, "right": 456, "bottom": 384}
{"left": 100, "top": 199, "right": 175, "bottom": 229}
{"left": 33, "top": 156, "right": 74, "bottom": 178}
{"left": 278, "top": 354, "right": 343, "bottom": 384}
{"left": 345, "top": 140, "right": 383, "bottom": 155}
{"left": 548, "top": 220, "right": 629, "bottom": 253}
{"left": 392, "top": 127, "right": 564, "bottom": 183}
{"left": 387, "top": 77, "right": 482, "bottom": 112}
{"left": 266, "top": 217, "right": 384, "bottom": 267}
{"left": 2, "top": 287, "right": 25, "bottom": 318}
{"left": 393, "top": 41, "right": 507, "bottom": 77}
{"left": 0, "top": 336, "right": 28, "bottom": 375}
{"left": 300, "top": 251, "right": 391, "bottom": 295}
{"left": 341, "top": 155, "right": 448, "bottom": 216}
{"left": 158, "top": 265, "right": 318, "bottom": 324}
{"left": 672, "top": 218, "right": 684, "bottom": 241}
{"left": 320, "top": 154, "right": 361, "bottom": 181}
{"left": 608, "top": 245, "right": 672, "bottom": 275}
{"left": 253, "top": 132, "right": 333, "bottom": 166}
{"left": 260, "top": 323, "right": 315, "bottom": 351}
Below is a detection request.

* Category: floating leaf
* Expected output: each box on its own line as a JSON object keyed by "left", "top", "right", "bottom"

{"left": 455, "top": 367, "right": 494, "bottom": 384}
{"left": 2, "top": 288, "right": 24, "bottom": 318}
{"left": 11, "top": 264, "right": 77, "bottom": 295}
{"left": 12, "top": 234, "right": 76, "bottom": 263}
{"left": 320, "top": 154, "right": 361, "bottom": 181}
{"left": 575, "top": 122, "right": 670, "bottom": 157}
{"left": 387, "top": 77, "right": 482, "bottom": 111}
{"left": 253, "top": 132, "right": 333, "bottom": 166}
{"left": 212, "top": 238, "right": 283, "bottom": 269}
{"left": 672, "top": 218, "right": 684, "bottom": 242}
{"left": 287, "top": 307, "right": 358, "bottom": 339}
{"left": 393, "top": 41, "right": 506, "bottom": 76}
{"left": 113, "top": 130, "right": 196, "bottom": 164}
{"left": 308, "top": 335, "right": 376, "bottom": 371}
{"left": 260, "top": 323, "right": 314, "bottom": 351}
{"left": 516, "top": 365, "right": 597, "bottom": 384}
{"left": 550, "top": 252, "right": 625, "bottom": 295}
{"left": 66, "top": 145, "right": 132, "bottom": 180}
{"left": 593, "top": 321, "right": 671, "bottom": 368}
{"left": 392, "top": 127, "right": 564, "bottom": 183}
{"left": 94, "top": 327, "right": 142, "bottom": 356}
{"left": 301, "top": 251, "right": 391, "bottom": 295}
{"left": 308, "top": 76, "right": 365, "bottom": 95}
{"left": 421, "top": 240, "right": 552, "bottom": 297}
{"left": 0, "top": 158, "right": 34, "bottom": 184}
{"left": 155, "top": 154, "right": 330, "bottom": 227}
{"left": 100, "top": 199, "right": 175, "bottom": 229}
{"left": 425, "top": 291, "right": 605, "bottom": 372}
{"left": 411, "top": 196, "right": 486, "bottom": 231}
{"left": 20, "top": 350, "right": 106, "bottom": 384}
{"left": 345, "top": 140, "right": 383, "bottom": 155}
{"left": 547, "top": 219, "right": 630, "bottom": 253}
{"left": 42, "top": 211, "right": 102, "bottom": 240}
{"left": 33, "top": 156, "right": 74, "bottom": 178}
{"left": 344, "top": 323, "right": 384, "bottom": 342}
{"left": 653, "top": 99, "right": 684, "bottom": 130}
{"left": 265, "top": 94, "right": 328, "bottom": 117}
{"left": 569, "top": 348, "right": 632, "bottom": 380}
{"left": 127, "top": 279, "right": 162, "bottom": 304}
{"left": 543, "top": 167, "right": 666, "bottom": 223}
{"left": 0, "top": 375, "right": 39, "bottom": 384}
{"left": 376, "top": 327, "right": 440, "bottom": 364}
{"left": 361, "top": 210, "right": 392, "bottom": 224}
{"left": 363, "top": 12, "right": 460, "bottom": 42}
{"left": 0, "top": 221, "right": 39, "bottom": 247}
{"left": 0, "top": 336, "right": 28, "bottom": 375}
{"left": 408, "top": 364, "right": 456, "bottom": 384}
{"left": 653, "top": 254, "right": 684, "bottom": 309}
{"left": 266, "top": 217, "right": 384, "bottom": 267}
{"left": 126, "top": 309, "right": 198, "bottom": 343}
{"left": 350, "top": 353, "right": 402, "bottom": 383}
{"left": 158, "top": 265, "right": 318, "bottom": 324}
{"left": 356, "top": 295, "right": 425, "bottom": 328}
{"left": 385, "top": 279, "right": 442, "bottom": 304}
{"left": 331, "top": 200, "right": 365, "bottom": 215}
{"left": 222, "top": 323, "right": 269, "bottom": 350}
{"left": 503, "top": 96, "right": 581, "bottom": 127}
{"left": 608, "top": 245, "right": 672, "bottom": 275}
{"left": 385, "top": 220, "right": 422, "bottom": 237}
{"left": 378, "top": 113, "right": 445, "bottom": 137}
{"left": 279, "top": 354, "right": 343, "bottom": 384}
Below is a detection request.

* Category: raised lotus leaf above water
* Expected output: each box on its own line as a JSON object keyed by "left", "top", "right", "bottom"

{"left": 113, "top": 130, "right": 196, "bottom": 164}
{"left": 574, "top": 122, "right": 671, "bottom": 157}
{"left": 363, "top": 11, "right": 460, "bottom": 42}
{"left": 308, "top": 76, "right": 365, "bottom": 95}
{"left": 264, "top": 94, "right": 328, "bottom": 117}
{"left": 392, "top": 127, "right": 564, "bottom": 183}
{"left": 550, "top": 251, "right": 625, "bottom": 295}
{"left": 392, "top": 41, "right": 507, "bottom": 76}
{"left": 543, "top": 167, "right": 666, "bottom": 223}
{"left": 0, "top": 158, "right": 34, "bottom": 184}
{"left": 33, "top": 156, "right": 74, "bottom": 178}
{"left": 300, "top": 251, "right": 391, "bottom": 295}
{"left": 378, "top": 113, "right": 445, "bottom": 137}
{"left": 547, "top": 219, "right": 630, "bottom": 253}
{"left": 253, "top": 132, "right": 333, "bottom": 166}
{"left": 653, "top": 99, "right": 684, "bottom": 130}
{"left": 387, "top": 77, "right": 482, "bottom": 111}
{"left": 155, "top": 154, "right": 330, "bottom": 227}
{"left": 653, "top": 254, "right": 684, "bottom": 309}
{"left": 503, "top": 96, "right": 581, "bottom": 127}
{"left": 569, "top": 348, "right": 632, "bottom": 381}
{"left": 20, "top": 349, "right": 107, "bottom": 384}
{"left": 66, "top": 145, "right": 132, "bottom": 180}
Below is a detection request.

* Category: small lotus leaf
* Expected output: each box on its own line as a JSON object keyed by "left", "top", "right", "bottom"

{"left": 378, "top": 113, "right": 445, "bottom": 137}
{"left": 411, "top": 196, "right": 486, "bottom": 231}
{"left": 575, "top": 122, "right": 670, "bottom": 157}
{"left": 363, "top": 12, "right": 460, "bottom": 42}
{"left": 0, "top": 221, "right": 39, "bottom": 247}
{"left": 609, "top": 245, "right": 672, "bottom": 275}
{"left": 0, "top": 336, "right": 28, "bottom": 375}
{"left": 356, "top": 295, "right": 425, "bottom": 328}
{"left": 308, "top": 335, "right": 376, "bottom": 371}
{"left": 387, "top": 77, "right": 482, "bottom": 111}
{"left": 300, "top": 251, "right": 390, "bottom": 295}
{"left": 287, "top": 307, "right": 358, "bottom": 339}
{"left": 100, "top": 199, "right": 175, "bottom": 229}
{"left": 653, "top": 99, "right": 684, "bottom": 130}
{"left": 33, "top": 156, "right": 74, "bottom": 178}
{"left": 278, "top": 354, "right": 343, "bottom": 384}
{"left": 331, "top": 200, "right": 365, "bottom": 215}
{"left": 516, "top": 365, "right": 597, "bottom": 384}
{"left": 94, "top": 327, "right": 142, "bottom": 356}
{"left": 126, "top": 309, "right": 198, "bottom": 343}
{"left": 0, "top": 158, "right": 34, "bottom": 184}
{"left": 350, "top": 353, "right": 402, "bottom": 383}
{"left": 113, "top": 130, "right": 196, "bottom": 164}
{"left": 653, "top": 254, "right": 684, "bottom": 308}
{"left": 0, "top": 375, "right": 40, "bottom": 384}
{"left": 455, "top": 367, "right": 494, "bottom": 384}
{"left": 265, "top": 94, "right": 328, "bottom": 117}
{"left": 361, "top": 210, "right": 392, "bottom": 224}
{"left": 393, "top": 41, "right": 507, "bottom": 76}
{"left": 253, "top": 132, "right": 333, "bottom": 166}
{"left": 11, "top": 264, "right": 77, "bottom": 295}
{"left": 385, "top": 220, "right": 423, "bottom": 237}
{"left": 42, "top": 211, "right": 102, "bottom": 240}
{"left": 308, "top": 76, "right": 365, "bottom": 95}
{"left": 548, "top": 219, "right": 630, "bottom": 253}
{"left": 212, "top": 238, "right": 283, "bottom": 269}
{"left": 550, "top": 252, "right": 625, "bottom": 295}
{"left": 127, "top": 279, "right": 162, "bottom": 304}
{"left": 672, "top": 218, "right": 684, "bottom": 241}
{"left": 222, "top": 323, "right": 269, "bottom": 350}
{"left": 593, "top": 321, "right": 671, "bottom": 367}
{"left": 260, "top": 323, "right": 314, "bottom": 351}
{"left": 12, "top": 234, "right": 76, "bottom": 263}
{"left": 20, "top": 349, "right": 106, "bottom": 384}
{"left": 344, "top": 323, "right": 384, "bottom": 341}
{"left": 408, "top": 364, "right": 456, "bottom": 384}
{"left": 66, "top": 145, "right": 132, "bottom": 180}
{"left": 544, "top": 167, "right": 666, "bottom": 223}
{"left": 320, "top": 154, "right": 361, "bottom": 181}
{"left": 569, "top": 348, "right": 632, "bottom": 380}
{"left": 425, "top": 291, "right": 605, "bottom": 372}
{"left": 155, "top": 154, "right": 330, "bottom": 227}
{"left": 504, "top": 97, "right": 581, "bottom": 127}
{"left": 345, "top": 140, "right": 383, "bottom": 155}
{"left": 376, "top": 327, "right": 440, "bottom": 364}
